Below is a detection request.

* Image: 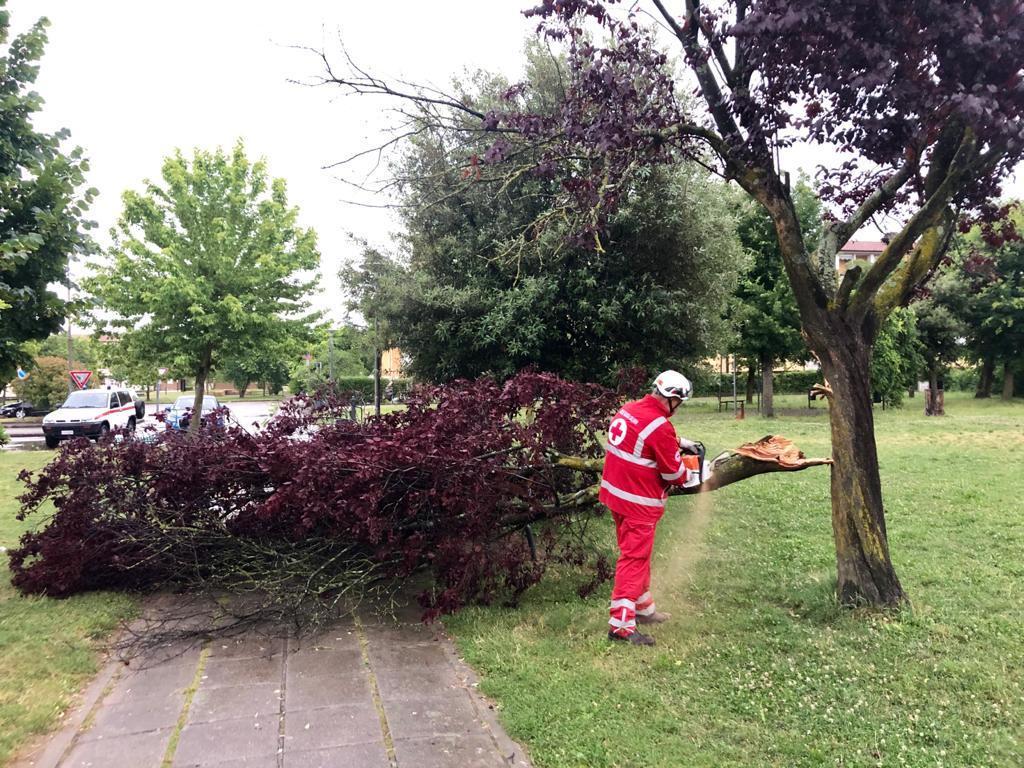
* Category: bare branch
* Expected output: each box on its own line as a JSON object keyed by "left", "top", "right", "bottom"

{"left": 821, "top": 156, "right": 919, "bottom": 262}
{"left": 651, "top": 0, "right": 744, "bottom": 144}
{"left": 850, "top": 129, "right": 978, "bottom": 319}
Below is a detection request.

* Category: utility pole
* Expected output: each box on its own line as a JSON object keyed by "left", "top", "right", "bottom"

{"left": 373, "top": 317, "right": 381, "bottom": 417}
{"left": 66, "top": 262, "right": 73, "bottom": 393}
{"left": 328, "top": 329, "right": 335, "bottom": 384}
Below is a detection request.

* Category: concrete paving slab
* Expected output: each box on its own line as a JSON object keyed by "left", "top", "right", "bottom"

{"left": 360, "top": 620, "right": 436, "bottom": 646}
{"left": 201, "top": 655, "right": 283, "bottom": 688}
{"left": 81, "top": 696, "right": 182, "bottom": 739}
{"left": 174, "top": 757, "right": 279, "bottom": 768}
{"left": 172, "top": 716, "right": 280, "bottom": 766}
{"left": 290, "top": 626, "right": 360, "bottom": 654}
{"left": 367, "top": 639, "right": 450, "bottom": 670}
{"left": 392, "top": 734, "right": 513, "bottom": 768}
{"left": 126, "top": 639, "right": 204, "bottom": 668}
{"left": 189, "top": 682, "right": 283, "bottom": 723}
{"left": 287, "top": 646, "right": 363, "bottom": 677}
{"left": 60, "top": 728, "right": 172, "bottom": 768}
{"left": 372, "top": 657, "right": 462, "bottom": 701}
{"left": 382, "top": 692, "right": 482, "bottom": 739}
{"left": 104, "top": 661, "right": 198, "bottom": 706}
{"left": 284, "top": 743, "right": 390, "bottom": 768}
{"left": 207, "top": 635, "right": 286, "bottom": 660}
{"left": 283, "top": 703, "right": 381, "bottom": 751}
{"left": 284, "top": 667, "right": 373, "bottom": 711}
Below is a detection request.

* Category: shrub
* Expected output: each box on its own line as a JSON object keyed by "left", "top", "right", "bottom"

{"left": 287, "top": 367, "right": 413, "bottom": 401}
{"left": 946, "top": 366, "right": 980, "bottom": 392}
{"left": 773, "top": 370, "right": 824, "bottom": 394}
{"left": 13, "top": 356, "right": 87, "bottom": 410}
{"left": 10, "top": 371, "right": 618, "bottom": 622}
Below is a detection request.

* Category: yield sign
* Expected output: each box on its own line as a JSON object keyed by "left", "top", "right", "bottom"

{"left": 69, "top": 370, "right": 92, "bottom": 389}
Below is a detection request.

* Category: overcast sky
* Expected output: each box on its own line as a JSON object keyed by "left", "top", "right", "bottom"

{"left": 9, "top": 1, "right": 1024, "bottom": 324}
{"left": 9, "top": 1, "right": 537, "bottom": 322}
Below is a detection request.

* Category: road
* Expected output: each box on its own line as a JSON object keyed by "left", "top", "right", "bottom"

{"left": 1, "top": 400, "right": 279, "bottom": 450}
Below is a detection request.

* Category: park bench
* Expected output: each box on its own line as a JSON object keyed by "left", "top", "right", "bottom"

{"left": 717, "top": 392, "right": 743, "bottom": 413}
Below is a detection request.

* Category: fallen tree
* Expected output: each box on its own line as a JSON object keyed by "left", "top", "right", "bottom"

{"left": 9, "top": 372, "right": 830, "bottom": 633}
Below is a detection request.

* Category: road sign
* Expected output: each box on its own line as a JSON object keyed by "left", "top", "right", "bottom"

{"left": 16, "top": 367, "right": 28, "bottom": 380}
{"left": 69, "top": 370, "right": 92, "bottom": 389}
{"left": 158, "top": 367, "right": 168, "bottom": 376}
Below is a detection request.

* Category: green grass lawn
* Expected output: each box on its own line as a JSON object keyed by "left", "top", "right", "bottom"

{"left": 445, "top": 392, "right": 1024, "bottom": 767}
{"left": 0, "top": 452, "right": 135, "bottom": 766}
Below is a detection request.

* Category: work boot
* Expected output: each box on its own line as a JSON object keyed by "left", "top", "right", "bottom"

{"left": 636, "top": 610, "right": 671, "bottom": 625}
{"left": 607, "top": 630, "right": 656, "bottom": 646}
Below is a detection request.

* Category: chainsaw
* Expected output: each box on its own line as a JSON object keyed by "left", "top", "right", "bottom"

{"left": 678, "top": 438, "right": 710, "bottom": 488}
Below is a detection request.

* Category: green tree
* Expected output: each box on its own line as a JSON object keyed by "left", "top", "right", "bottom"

{"left": 0, "top": 7, "right": 95, "bottom": 381}
{"left": 26, "top": 332, "right": 100, "bottom": 372}
{"left": 356, "top": 54, "right": 743, "bottom": 386}
{"left": 869, "top": 307, "right": 922, "bottom": 408}
{"left": 13, "top": 355, "right": 85, "bottom": 410}
{"left": 341, "top": 242, "right": 404, "bottom": 411}
{"left": 220, "top": 334, "right": 302, "bottom": 397}
{"left": 85, "top": 142, "right": 320, "bottom": 431}
{"left": 957, "top": 207, "right": 1024, "bottom": 400}
{"left": 912, "top": 277, "right": 967, "bottom": 415}
{"left": 731, "top": 178, "right": 820, "bottom": 416}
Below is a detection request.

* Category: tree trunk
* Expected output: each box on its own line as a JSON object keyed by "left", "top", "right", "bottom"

{"left": 745, "top": 366, "right": 756, "bottom": 404}
{"left": 190, "top": 350, "right": 212, "bottom": 435}
{"left": 238, "top": 381, "right": 249, "bottom": 399}
{"left": 373, "top": 348, "right": 382, "bottom": 417}
{"left": 815, "top": 327, "right": 907, "bottom": 607}
{"left": 1002, "top": 361, "right": 1015, "bottom": 401}
{"left": 975, "top": 357, "right": 994, "bottom": 398}
{"left": 926, "top": 366, "right": 944, "bottom": 416}
{"left": 760, "top": 353, "right": 775, "bottom": 418}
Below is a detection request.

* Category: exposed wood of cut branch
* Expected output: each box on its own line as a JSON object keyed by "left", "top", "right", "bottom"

{"left": 674, "top": 435, "right": 832, "bottom": 495}
{"left": 550, "top": 435, "right": 832, "bottom": 498}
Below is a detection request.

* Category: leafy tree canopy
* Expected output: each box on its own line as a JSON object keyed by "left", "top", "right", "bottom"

{"left": 869, "top": 307, "right": 922, "bottom": 408}
{"left": 730, "top": 176, "right": 820, "bottom": 369}
{"left": 957, "top": 205, "right": 1024, "bottom": 374}
{"left": 0, "top": 5, "right": 95, "bottom": 382}
{"left": 13, "top": 355, "right": 85, "bottom": 409}
{"left": 85, "top": 141, "right": 320, "bottom": 426}
{"left": 345, "top": 49, "right": 744, "bottom": 384}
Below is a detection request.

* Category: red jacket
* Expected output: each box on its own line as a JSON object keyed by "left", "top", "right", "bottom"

{"left": 599, "top": 394, "right": 690, "bottom": 523}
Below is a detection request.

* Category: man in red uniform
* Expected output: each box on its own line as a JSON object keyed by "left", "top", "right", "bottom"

{"left": 600, "top": 370, "right": 703, "bottom": 646}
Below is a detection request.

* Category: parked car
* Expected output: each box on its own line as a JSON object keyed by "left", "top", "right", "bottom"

{"left": 164, "top": 395, "right": 225, "bottom": 431}
{"left": 0, "top": 401, "right": 50, "bottom": 419}
{"left": 41, "top": 389, "right": 138, "bottom": 448}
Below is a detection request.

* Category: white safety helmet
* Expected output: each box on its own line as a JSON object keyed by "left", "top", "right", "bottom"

{"left": 654, "top": 370, "right": 692, "bottom": 401}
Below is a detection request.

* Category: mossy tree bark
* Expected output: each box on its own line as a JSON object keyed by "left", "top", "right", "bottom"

{"left": 814, "top": 322, "right": 907, "bottom": 607}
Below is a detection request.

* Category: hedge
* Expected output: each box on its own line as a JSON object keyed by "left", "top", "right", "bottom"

{"left": 706, "top": 369, "right": 822, "bottom": 396}
{"left": 331, "top": 377, "right": 414, "bottom": 401}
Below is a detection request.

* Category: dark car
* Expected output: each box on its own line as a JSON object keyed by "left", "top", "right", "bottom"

{"left": 0, "top": 401, "right": 50, "bottom": 418}
{"left": 164, "top": 395, "right": 226, "bottom": 431}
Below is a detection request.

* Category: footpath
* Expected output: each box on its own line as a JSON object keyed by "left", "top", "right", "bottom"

{"left": 12, "top": 603, "right": 530, "bottom": 768}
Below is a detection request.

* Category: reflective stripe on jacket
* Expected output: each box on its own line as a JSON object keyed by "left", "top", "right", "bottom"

{"left": 598, "top": 394, "right": 688, "bottom": 523}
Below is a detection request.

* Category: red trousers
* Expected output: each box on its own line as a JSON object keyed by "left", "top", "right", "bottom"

{"left": 608, "top": 512, "right": 658, "bottom": 637}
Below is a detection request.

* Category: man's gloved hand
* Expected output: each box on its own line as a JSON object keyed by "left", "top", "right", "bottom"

{"left": 678, "top": 436, "right": 700, "bottom": 455}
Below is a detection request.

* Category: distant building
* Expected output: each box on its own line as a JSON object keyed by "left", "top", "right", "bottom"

{"left": 836, "top": 240, "right": 886, "bottom": 275}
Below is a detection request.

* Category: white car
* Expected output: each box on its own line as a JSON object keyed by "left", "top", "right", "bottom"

{"left": 42, "top": 389, "right": 138, "bottom": 448}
